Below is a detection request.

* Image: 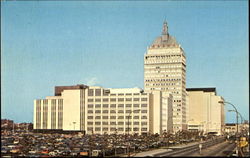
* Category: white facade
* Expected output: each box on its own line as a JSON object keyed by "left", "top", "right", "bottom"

{"left": 34, "top": 85, "right": 173, "bottom": 135}
{"left": 186, "top": 88, "right": 225, "bottom": 135}
{"left": 149, "top": 91, "right": 173, "bottom": 134}
{"left": 144, "top": 21, "right": 187, "bottom": 132}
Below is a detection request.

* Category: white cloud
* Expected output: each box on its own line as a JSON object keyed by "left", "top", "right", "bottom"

{"left": 86, "top": 77, "right": 98, "bottom": 86}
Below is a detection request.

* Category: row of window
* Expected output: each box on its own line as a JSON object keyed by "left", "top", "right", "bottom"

{"left": 88, "top": 89, "right": 147, "bottom": 97}
{"left": 87, "top": 122, "right": 147, "bottom": 125}
{"left": 87, "top": 127, "right": 148, "bottom": 131}
{"left": 87, "top": 115, "right": 147, "bottom": 119}
{"left": 88, "top": 98, "right": 148, "bottom": 102}
{"left": 145, "top": 54, "right": 182, "bottom": 59}
{"left": 87, "top": 110, "right": 147, "bottom": 114}
{"left": 88, "top": 104, "right": 147, "bottom": 108}
{"left": 145, "top": 78, "right": 181, "bottom": 82}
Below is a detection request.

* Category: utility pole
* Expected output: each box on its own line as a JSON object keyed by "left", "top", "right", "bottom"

{"left": 12, "top": 122, "right": 14, "bottom": 134}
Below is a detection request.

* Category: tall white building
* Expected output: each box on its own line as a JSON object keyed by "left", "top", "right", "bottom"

{"left": 34, "top": 84, "right": 173, "bottom": 135}
{"left": 144, "top": 21, "right": 187, "bottom": 132}
{"left": 186, "top": 88, "right": 225, "bottom": 135}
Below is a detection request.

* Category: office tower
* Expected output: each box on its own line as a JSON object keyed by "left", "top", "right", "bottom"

{"left": 144, "top": 21, "right": 187, "bottom": 132}
{"left": 186, "top": 88, "right": 225, "bottom": 135}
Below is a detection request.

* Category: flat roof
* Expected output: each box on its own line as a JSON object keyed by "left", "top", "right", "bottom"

{"left": 186, "top": 88, "right": 216, "bottom": 93}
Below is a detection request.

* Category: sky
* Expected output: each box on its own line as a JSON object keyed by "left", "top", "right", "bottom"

{"left": 1, "top": 1, "right": 249, "bottom": 123}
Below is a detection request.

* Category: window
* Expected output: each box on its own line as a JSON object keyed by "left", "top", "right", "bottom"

{"left": 95, "top": 104, "right": 101, "bottom": 108}
{"left": 134, "top": 104, "right": 139, "bottom": 107}
{"left": 126, "top": 110, "right": 131, "bottom": 113}
{"left": 88, "top": 116, "right": 93, "bottom": 119}
{"left": 110, "top": 116, "right": 116, "bottom": 119}
{"left": 87, "top": 122, "right": 93, "bottom": 125}
{"left": 141, "top": 110, "right": 147, "bottom": 113}
{"left": 95, "top": 89, "right": 101, "bottom": 96}
{"left": 95, "top": 116, "right": 101, "bottom": 119}
{"left": 118, "top": 93, "right": 124, "bottom": 96}
{"left": 126, "top": 98, "right": 132, "bottom": 101}
{"left": 118, "top": 98, "right": 124, "bottom": 102}
{"left": 103, "top": 104, "right": 109, "bottom": 108}
{"left": 110, "top": 104, "right": 116, "bottom": 108}
{"left": 133, "top": 128, "right": 139, "bottom": 131}
{"left": 118, "top": 116, "right": 124, "bottom": 119}
{"left": 110, "top": 110, "right": 116, "bottom": 113}
{"left": 103, "top": 122, "right": 108, "bottom": 125}
{"left": 111, "top": 98, "right": 116, "bottom": 102}
{"left": 141, "top": 98, "right": 148, "bottom": 101}
{"left": 134, "top": 122, "right": 139, "bottom": 125}
{"left": 141, "top": 128, "right": 147, "bottom": 131}
{"left": 88, "top": 104, "right": 93, "bottom": 108}
{"left": 103, "top": 89, "right": 109, "bottom": 96}
{"left": 134, "top": 110, "right": 140, "bottom": 113}
{"left": 134, "top": 98, "right": 139, "bottom": 101}
{"left": 118, "top": 110, "right": 124, "bottom": 113}
{"left": 141, "top": 116, "right": 147, "bottom": 119}
{"left": 95, "top": 122, "right": 101, "bottom": 125}
{"left": 88, "top": 110, "right": 93, "bottom": 113}
{"left": 103, "top": 110, "right": 108, "bottom": 113}
{"left": 126, "top": 104, "right": 132, "bottom": 107}
{"left": 95, "top": 127, "right": 101, "bottom": 131}
{"left": 118, "top": 128, "right": 123, "bottom": 131}
{"left": 118, "top": 122, "right": 124, "bottom": 125}
{"left": 103, "top": 128, "right": 108, "bottom": 131}
{"left": 126, "top": 93, "right": 132, "bottom": 96}
{"left": 141, "top": 104, "right": 147, "bottom": 107}
{"left": 95, "top": 110, "right": 101, "bottom": 113}
{"left": 103, "top": 116, "right": 108, "bottom": 119}
{"left": 88, "top": 99, "right": 93, "bottom": 102}
{"left": 110, "top": 122, "right": 116, "bottom": 125}
{"left": 118, "top": 104, "right": 124, "bottom": 108}
{"left": 141, "top": 122, "right": 147, "bottom": 125}
{"left": 103, "top": 98, "right": 109, "bottom": 102}
{"left": 88, "top": 89, "right": 94, "bottom": 96}
{"left": 134, "top": 116, "right": 139, "bottom": 119}
{"left": 95, "top": 99, "right": 101, "bottom": 102}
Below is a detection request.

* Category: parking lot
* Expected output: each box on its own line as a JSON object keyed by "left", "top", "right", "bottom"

{"left": 1, "top": 129, "right": 211, "bottom": 157}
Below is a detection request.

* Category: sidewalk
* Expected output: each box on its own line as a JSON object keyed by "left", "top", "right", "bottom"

{"left": 133, "top": 148, "right": 171, "bottom": 157}
{"left": 132, "top": 141, "right": 200, "bottom": 157}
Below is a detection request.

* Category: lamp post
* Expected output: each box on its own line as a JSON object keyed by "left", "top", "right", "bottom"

{"left": 127, "top": 109, "right": 140, "bottom": 157}
{"left": 218, "top": 101, "right": 239, "bottom": 135}
{"left": 219, "top": 101, "right": 239, "bottom": 156}
{"left": 228, "top": 110, "right": 244, "bottom": 133}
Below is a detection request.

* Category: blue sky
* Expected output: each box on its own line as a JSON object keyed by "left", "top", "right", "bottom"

{"left": 1, "top": 1, "right": 248, "bottom": 123}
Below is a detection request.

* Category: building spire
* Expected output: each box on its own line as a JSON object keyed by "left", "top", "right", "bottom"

{"left": 162, "top": 20, "right": 168, "bottom": 35}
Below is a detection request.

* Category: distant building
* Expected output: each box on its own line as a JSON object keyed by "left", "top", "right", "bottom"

{"left": 144, "top": 21, "right": 187, "bottom": 132}
{"left": 186, "top": 88, "right": 225, "bottom": 135}
{"left": 225, "top": 123, "right": 237, "bottom": 135}
{"left": 34, "top": 84, "right": 173, "bottom": 135}
{"left": 225, "top": 123, "right": 249, "bottom": 135}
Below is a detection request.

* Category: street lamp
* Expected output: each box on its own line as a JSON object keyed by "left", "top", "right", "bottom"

{"left": 127, "top": 109, "right": 140, "bottom": 157}
{"left": 218, "top": 101, "right": 239, "bottom": 135}
{"left": 219, "top": 101, "right": 239, "bottom": 156}
{"left": 228, "top": 110, "right": 245, "bottom": 133}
